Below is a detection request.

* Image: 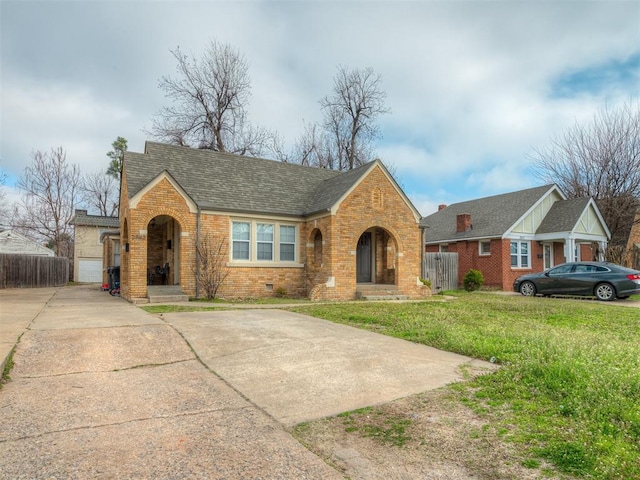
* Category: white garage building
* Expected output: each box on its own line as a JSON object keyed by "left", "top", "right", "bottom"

{"left": 70, "top": 210, "right": 120, "bottom": 283}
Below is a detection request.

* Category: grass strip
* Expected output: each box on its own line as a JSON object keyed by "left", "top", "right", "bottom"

{"left": 292, "top": 293, "right": 640, "bottom": 479}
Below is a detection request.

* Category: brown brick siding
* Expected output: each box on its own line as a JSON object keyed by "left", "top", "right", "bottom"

{"left": 427, "top": 239, "right": 569, "bottom": 291}
{"left": 120, "top": 164, "right": 427, "bottom": 302}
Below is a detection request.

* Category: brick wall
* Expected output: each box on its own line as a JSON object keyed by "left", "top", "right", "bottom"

{"left": 121, "top": 163, "right": 427, "bottom": 301}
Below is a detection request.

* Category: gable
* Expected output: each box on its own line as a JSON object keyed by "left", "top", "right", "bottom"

{"left": 330, "top": 161, "right": 421, "bottom": 222}
{"left": 0, "top": 230, "right": 54, "bottom": 256}
{"left": 574, "top": 201, "right": 609, "bottom": 237}
{"left": 129, "top": 171, "right": 198, "bottom": 214}
{"left": 509, "top": 189, "right": 564, "bottom": 234}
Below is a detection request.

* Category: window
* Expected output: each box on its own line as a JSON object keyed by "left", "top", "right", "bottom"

{"left": 479, "top": 240, "right": 491, "bottom": 255}
{"left": 232, "top": 222, "right": 250, "bottom": 260}
{"left": 548, "top": 264, "right": 573, "bottom": 275}
{"left": 257, "top": 223, "right": 274, "bottom": 261}
{"left": 231, "top": 220, "right": 298, "bottom": 263}
{"left": 439, "top": 244, "right": 448, "bottom": 253}
{"left": 279, "top": 225, "right": 296, "bottom": 261}
{"left": 113, "top": 241, "right": 121, "bottom": 267}
{"left": 510, "top": 241, "right": 530, "bottom": 268}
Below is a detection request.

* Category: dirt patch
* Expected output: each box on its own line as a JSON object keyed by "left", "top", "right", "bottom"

{"left": 292, "top": 388, "right": 571, "bottom": 480}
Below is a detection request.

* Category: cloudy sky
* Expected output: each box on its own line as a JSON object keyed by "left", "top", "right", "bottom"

{"left": 1, "top": 0, "right": 638, "bottom": 216}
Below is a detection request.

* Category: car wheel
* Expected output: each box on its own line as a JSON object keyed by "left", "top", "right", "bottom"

{"left": 519, "top": 281, "right": 536, "bottom": 297}
{"left": 594, "top": 283, "right": 615, "bottom": 301}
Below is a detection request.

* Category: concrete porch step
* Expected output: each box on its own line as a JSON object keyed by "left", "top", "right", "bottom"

{"left": 359, "top": 294, "right": 410, "bottom": 301}
{"left": 147, "top": 285, "right": 189, "bottom": 304}
{"left": 355, "top": 284, "right": 404, "bottom": 300}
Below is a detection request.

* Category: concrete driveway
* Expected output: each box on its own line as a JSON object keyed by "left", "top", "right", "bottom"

{"left": 0, "top": 285, "right": 490, "bottom": 479}
{"left": 165, "top": 309, "right": 492, "bottom": 426}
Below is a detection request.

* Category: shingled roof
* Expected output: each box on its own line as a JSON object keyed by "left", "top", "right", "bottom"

{"left": 124, "top": 142, "right": 383, "bottom": 217}
{"left": 536, "top": 197, "right": 590, "bottom": 234}
{"left": 70, "top": 210, "right": 120, "bottom": 228}
{"left": 420, "top": 184, "right": 558, "bottom": 242}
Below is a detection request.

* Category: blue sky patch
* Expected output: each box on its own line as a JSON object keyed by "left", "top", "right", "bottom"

{"left": 551, "top": 52, "right": 640, "bottom": 98}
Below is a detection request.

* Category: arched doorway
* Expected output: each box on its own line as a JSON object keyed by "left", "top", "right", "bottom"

{"left": 356, "top": 227, "right": 398, "bottom": 285}
{"left": 146, "top": 215, "right": 181, "bottom": 285}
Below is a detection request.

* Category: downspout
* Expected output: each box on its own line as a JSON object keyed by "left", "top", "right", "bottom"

{"left": 195, "top": 206, "right": 201, "bottom": 299}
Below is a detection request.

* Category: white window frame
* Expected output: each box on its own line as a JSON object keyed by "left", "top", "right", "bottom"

{"left": 232, "top": 221, "right": 251, "bottom": 261}
{"left": 439, "top": 244, "right": 449, "bottom": 253}
{"left": 510, "top": 240, "right": 530, "bottom": 269}
{"left": 279, "top": 225, "right": 296, "bottom": 262}
{"left": 479, "top": 240, "right": 491, "bottom": 256}
{"left": 256, "top": 223, "right": 274, "bottom": 261}
{"left": 113, "top": 240, "right": 121, "bottom": 267}
{"left": 229, "top": 220, "right": 298, "bottom": 264}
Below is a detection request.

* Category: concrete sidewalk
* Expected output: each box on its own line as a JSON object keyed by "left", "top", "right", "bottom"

{"left": 0, "top": 285, "right": 343, "bottom": 479}
{"left": 0, "top": 287, "right": 58, "bottom": 374}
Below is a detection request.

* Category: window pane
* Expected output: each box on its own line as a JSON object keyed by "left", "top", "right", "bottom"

{"left": 480, "top": 241, "right": 490, "bottom": 254}
{"left": 510, "top": 242, "right": 517, "bottom": 255}
{"left": 520, "top": 242, "right": 528, "bottom": 254}
{"left": 233, "top": 222, "right": 250, "bottom": 240}
{"left": 257, "top": 242, "right": 273, "bottom": 260}
{"left": 257, "top": 224, "right": 273, "bottom": 241}
{"left": 233, "top": 241, "right": 249, "bottom": 260}
{"left": 280, "top": 225, "right": 295, "bottom": 243}
{"left": 511, "top": 255, "right": 518, "bottom": 267}
{"left": 280, "top": 243, "right": 295, "bottom": 261}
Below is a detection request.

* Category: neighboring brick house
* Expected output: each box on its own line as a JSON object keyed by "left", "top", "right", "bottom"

{"left": 420, "top": 184, "right": 611, "bottom": 290}
{"left": 625, "top": 208, "right": 640, "bottom": 269}
{"left": 70, "top": 210, "right": 120, "bottom": 283}
{"left": 117, "top": 141, "right": 427, "bottom": 302}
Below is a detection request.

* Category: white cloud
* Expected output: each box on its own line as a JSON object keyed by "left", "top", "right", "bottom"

{"left": 1, "top": 0, "right": 637, "bottom": 208}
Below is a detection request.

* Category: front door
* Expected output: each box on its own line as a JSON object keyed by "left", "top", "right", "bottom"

{"left": 356, "top": 232, "right": 372, "bottom": 283}
{"left": 543, "top": 243, "right": 553, "bottom": 270}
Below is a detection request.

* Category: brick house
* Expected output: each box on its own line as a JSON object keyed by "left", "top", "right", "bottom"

{"left": 117, "top": 142, "right": 427, "bottom": 302}
{"left": 420, "top": 184, "right": 610, "bottom": 290}
{"left": 69, "top": 210, "right": 120, "bottom": 283}
{"left": 625, "top": 208, "right": 640, "bottom": 269}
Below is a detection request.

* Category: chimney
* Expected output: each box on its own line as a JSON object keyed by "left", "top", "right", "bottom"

{"left": 438, "top": 204, "right": 447, "bottom": 211}
{"left": 456, "top": 213, "right": 472, "bottom": 232}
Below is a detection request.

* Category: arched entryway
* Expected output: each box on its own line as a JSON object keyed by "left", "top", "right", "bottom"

{"left": 146, "top": 215, "right": 181, "bottom": 286}
{"left": 356, "top": 227, "right": 398, "bottom": 286}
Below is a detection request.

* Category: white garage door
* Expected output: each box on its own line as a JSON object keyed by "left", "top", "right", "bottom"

{"left": 78, "top": 259, "right": 103, "bottom": 283}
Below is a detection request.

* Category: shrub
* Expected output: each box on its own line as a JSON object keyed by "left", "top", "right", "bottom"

{"left": 463, "top": 269, "right": 484, "bottom": 291}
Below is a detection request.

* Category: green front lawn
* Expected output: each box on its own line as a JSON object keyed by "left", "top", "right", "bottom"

{"left": 292, "top": 293, "right": 640, "bottom": 479}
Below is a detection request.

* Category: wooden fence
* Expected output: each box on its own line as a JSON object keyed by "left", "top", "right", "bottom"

{"left": 0, "top": 254, "right": 69, "bottom": 288}
{"left": 423, "top": 252, "right": 459, "bottom": 292}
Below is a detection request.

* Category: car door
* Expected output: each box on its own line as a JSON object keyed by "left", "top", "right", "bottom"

{"left": 567, "top": 264, "right": 598, "bottom": 294}
{"left": 539, "top": 264, "right": 575, "bottom": 294}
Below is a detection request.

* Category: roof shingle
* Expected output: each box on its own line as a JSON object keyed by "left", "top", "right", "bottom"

{"left": 420, "top": 185, "right": 557, "bottom": 242}
{"left": 124, "top": 142, "right": 377, "bottom": 217}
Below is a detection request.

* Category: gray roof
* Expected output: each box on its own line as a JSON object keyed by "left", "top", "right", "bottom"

{"left": 70, "top": 210, "right": 120, "bottom": 228}
{"left": 124, "top": 142, "right": 377, "bottom": 217}
{"left": 421, "top": 184, "right": 557, "bottom": 242}
{"left": 536, "top": 197, "right": 590, "bottom": 234}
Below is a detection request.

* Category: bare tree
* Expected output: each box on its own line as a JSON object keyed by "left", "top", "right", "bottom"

{"left": 319, "top": 66, "right": 390, "bottom": 170}
{"left": 12, "top": 147, "right": 82, "bottom": 256}
{"left": 531, "top": 101, "right": 640, "bottom": 246}
{"left": 292, "top": 120, "right": 335, "bottom": 168}
{"left": 82, "top": 171, "right": 119, "bottom": 217}
{"left": 149, "top": 40, "right": 275, "bottom": 157}
{"left": 0, "top": 167, "right": 9, "bottom": 225}
{"left": 194, "top": 232, "right": 231, "bottom": 300}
